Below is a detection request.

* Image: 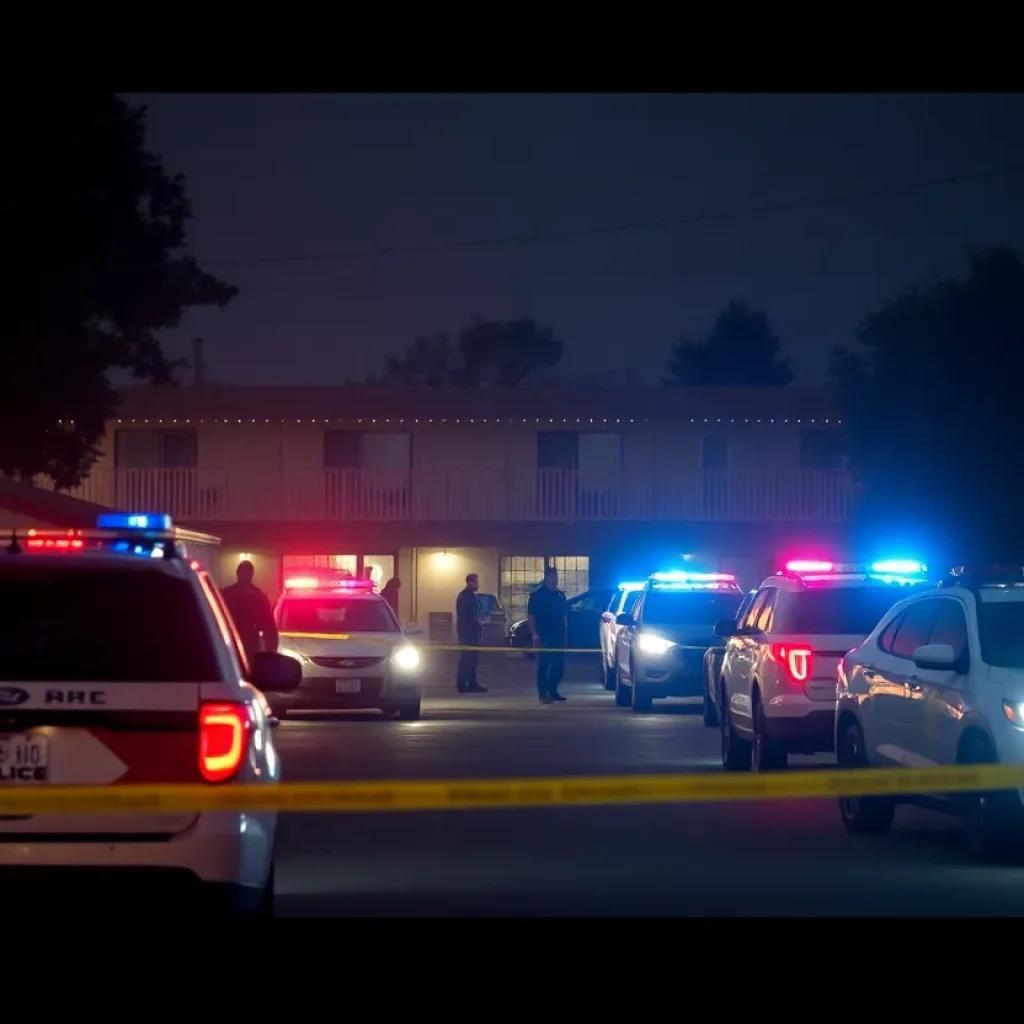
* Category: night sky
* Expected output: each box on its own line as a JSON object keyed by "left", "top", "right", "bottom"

{"left": 132, "top": 92, "right": 1024, "bottom": 388}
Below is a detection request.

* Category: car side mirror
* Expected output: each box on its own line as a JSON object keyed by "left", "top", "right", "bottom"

{"left": 252, "top": 651, "right": 303, "bottom": 693}
{"left": 601, "top": 611, "right": 615, "bottom": 623}
{"left": 714, "top": 619, "right": 739, "bottom": 637}
{"left": 405, "top": 626, "right": 424, "bottom": 636}
{"left": 616, "top": 614, "right": 635, "bottom": 627}
{"left": 912, "top": 643, "right": 958, "bottom": 672}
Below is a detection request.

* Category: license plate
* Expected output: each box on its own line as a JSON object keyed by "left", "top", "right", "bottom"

{"left": 0, "top": 732, "right": 50, "bottom": 783}
{"left": 335, "top": 679, "right": 361, "bottom": 694}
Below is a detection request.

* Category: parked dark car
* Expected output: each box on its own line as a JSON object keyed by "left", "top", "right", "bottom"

{"left": 506, "top": 587, "right": 615, "bottom": 658}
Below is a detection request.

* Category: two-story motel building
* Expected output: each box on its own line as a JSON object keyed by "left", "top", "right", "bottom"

{"left": 42, "top": 384, "right": 853, "bottom": 627}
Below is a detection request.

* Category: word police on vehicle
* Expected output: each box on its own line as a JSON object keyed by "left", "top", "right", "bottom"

{"left": 44, "top": 689, "right": 106, "bottom": 705}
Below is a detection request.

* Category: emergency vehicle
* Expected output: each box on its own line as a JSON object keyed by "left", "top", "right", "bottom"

{"left": 272, "top": 573, "right": 424, "bottom": 720}
{"left": 716, "top": 558, "right": 929, "bottom": 772}
{"left": 0, "top": 512, "right": 302, "bottom": 914}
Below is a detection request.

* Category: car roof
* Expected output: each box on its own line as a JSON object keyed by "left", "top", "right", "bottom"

{"left": 279, "top": 588, "right": 383, "bottom": 600}
{"left": 0, "top": 550, "right": 197, "bottom": 580}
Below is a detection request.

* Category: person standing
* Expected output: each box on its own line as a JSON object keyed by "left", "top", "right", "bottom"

{"left": 221, "top": 559, "right": 279, "bottom": 664}
{"left": 455, "top": 573, "right": 488, "bottom": 694}
{"left": 528, "top": 566, "right": 569, "bottom": 704}
{"left": 380, "top": 576, "right": 401, "bottom": 619}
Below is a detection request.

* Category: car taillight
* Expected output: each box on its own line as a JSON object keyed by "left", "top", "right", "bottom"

{"left": 199, "top": 702, "right": 251, "bottom": 783}
{"left": 770, "top": 644, "right": 812, "bottom": 683}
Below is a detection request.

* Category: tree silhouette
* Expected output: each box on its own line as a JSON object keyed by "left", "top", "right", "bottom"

{"left": 0, "top": 93, "right": 237, "bottom": 488}
{"left": 372, "top": 317, "right": 564, "bottom": 387}
{"left": 663, "top": 300, "right": 793, "bottom": 386}
{"left": 829, "top": 245, "right": 1024, "bottom": 562}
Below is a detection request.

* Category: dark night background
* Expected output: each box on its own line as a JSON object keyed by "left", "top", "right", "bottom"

{"left": 131, "top": 92, "right": 1024, "bottom": 387}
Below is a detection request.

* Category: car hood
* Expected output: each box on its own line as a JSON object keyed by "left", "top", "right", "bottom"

{"left": 278, "top": 631, "right": 408, "bottom": 659}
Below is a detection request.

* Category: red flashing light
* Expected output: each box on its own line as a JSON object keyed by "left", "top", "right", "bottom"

{"left": 284, "top": 576, "right": 375, "bottom": 591}
{"left": 25, "top": 538, "right": 85, "bottom": 551}
{"left": 785, "top": 560, "right": 833, "bottom": 573}
{"left": 284, "top": 576, "right": 320, "bottom": 589}
{"left": 199, "top": 702, "right": 251, "bottom": 783}
{"left": 770, "top": 643, "right": 812, "bottom": 683}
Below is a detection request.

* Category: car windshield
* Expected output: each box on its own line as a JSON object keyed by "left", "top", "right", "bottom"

{"left": 777, "top": 585, "right": 917, "bottom": 635}
{"left": 279, "top": 596, "right": 398, "bottom": 634}
{"left": 643, "top": 589, "right": 743, "bottom": 625}
{"left": 0, "top": 565, "right": 221, "bottom": 681}
{"left": 977, "top": 593, "right": 1024, "bottom": 668}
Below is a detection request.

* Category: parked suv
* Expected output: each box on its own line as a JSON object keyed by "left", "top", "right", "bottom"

{"left": 836, "top": 565, "right": 1024, "bottom": 859}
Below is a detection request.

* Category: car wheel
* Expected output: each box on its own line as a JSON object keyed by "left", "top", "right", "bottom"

{"left": 751, "top": 693, "right": 787, "bottom": 772}
{"left": 959, "top": 732, "right": 1024, "bottom": 861}
{"left": 391, "top": 699, "right": 421, "bottom": 721}
{"left": 836, "top": 719, "right": 894, "bottom": 835}
{"left": 603, "top": 662, "right": 616, "bottom": 691}
{"left": 614, "top": 663, "right": 631, "bottom": 707}
{"left": 701, "top": 671, "right": 719, "bottom": 728}
{"left": 720, "top": 683, "right": 751, "bottom": 771}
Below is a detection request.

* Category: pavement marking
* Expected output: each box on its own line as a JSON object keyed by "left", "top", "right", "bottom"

{"left": 0, "top": 762, "right": 1022, "bottom": 815}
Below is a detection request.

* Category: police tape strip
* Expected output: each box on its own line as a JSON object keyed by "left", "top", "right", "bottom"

{"left": 279, "top": 632, "right": 714, "bottom": 654}
{"left": 4, "top": 763, "right": 1024, "bottom": 816}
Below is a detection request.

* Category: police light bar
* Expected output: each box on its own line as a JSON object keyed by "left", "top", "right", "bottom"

{"left": 96, "top": 512, "right": 173, "bottom": 531}
{"left": 617, "top": 580, "right": 647, "bottom": 590}
{"left": 284, "top": 576, "right": 376, "bottom": 590}
{"left": 25, "top": 536, "right": 85, "bottom": 551}
{"left": 785, "top": 560, "right": 833, "bottom": 573}
{"left": 652, "top": 570, "right": 736, "bottom": 584}
{"left": 871, "top": 559, "right": 926, "bottom": 575}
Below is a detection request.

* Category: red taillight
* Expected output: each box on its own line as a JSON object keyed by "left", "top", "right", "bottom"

{"left": 26, "top": 538, "right": 84, "bottom": 550}
{"left": 199, "top": 702, "right": 251, "bottom": 783}
{"left": 770, "top": 644, "right": 812, "bottom": 683}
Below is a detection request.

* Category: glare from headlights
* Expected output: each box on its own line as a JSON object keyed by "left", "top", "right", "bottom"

{"left": 392, "top": 645, "right": 421, "bottom": 671}
{"left": 638, "top": 633, "right": 675, "bottom": 655}
{"left": 279, "top": 647, "right": 310, "bottom": 665}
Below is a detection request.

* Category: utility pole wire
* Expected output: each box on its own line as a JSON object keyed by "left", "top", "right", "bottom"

{"left": 203, "top": 164, "right": 1024, "bottom": 270}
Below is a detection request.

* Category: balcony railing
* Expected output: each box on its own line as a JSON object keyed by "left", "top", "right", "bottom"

{"left": 47, "top": 467, "right": 855, "bottom": 523}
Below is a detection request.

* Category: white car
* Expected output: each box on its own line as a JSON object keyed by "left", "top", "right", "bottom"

{"left": 836, "top": 565, "right": 1024, "bottom": 858}
{"left": 0, "top": 512, "right": 301, "bottom": 915}
{"left": 272, "top": 574, "right": 424, "bottom": 720}
{"left": 599, "top": 581, "right": 646, "bottom": 690}
{"left": 717, "top": 558, "right": 929, "bottom": 772}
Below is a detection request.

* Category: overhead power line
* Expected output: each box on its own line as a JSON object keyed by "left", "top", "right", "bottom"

{"left": 204, "top": 164, "right": 1024, "bottom": 271}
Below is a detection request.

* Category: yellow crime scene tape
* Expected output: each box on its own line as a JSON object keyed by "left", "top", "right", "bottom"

{"left": 4, "top": 763, "right": 1024, "bottom": 816}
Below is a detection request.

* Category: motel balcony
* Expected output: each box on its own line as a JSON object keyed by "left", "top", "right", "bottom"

{"left": 44, "top": 466, "right": 856, "bottom": 523}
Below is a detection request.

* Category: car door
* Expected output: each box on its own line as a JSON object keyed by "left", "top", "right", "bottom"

{"left": 855, "top": 607, "right": 910, "bottom": 766}
{"left": 617, "top": 590, "right": 644, "bottom": 682}
{"left": 880, "top": 598, "right": 941, "bottom": 767}
{"left": 722, "top": 589, "right": 770, "bottom": 727}
{"left": 566, "top": 589, "right": 610, "bottom": 651}
{"left": 903, "top": 596, "right": 972, "bottom": 769}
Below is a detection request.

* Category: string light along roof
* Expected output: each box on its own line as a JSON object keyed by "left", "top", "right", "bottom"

{"left": 103, "top": 384, "right": 842, "bottom": 427}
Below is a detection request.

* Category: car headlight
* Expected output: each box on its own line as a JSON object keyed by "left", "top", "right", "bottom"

{"left": 392, "top": 645, "right": 421, "bottom": 671}
{"left": 279, "top": 647, "right": 311, "bottom": 666}
{"left": 638, "top": 633, "right": 676, "bottom": 656}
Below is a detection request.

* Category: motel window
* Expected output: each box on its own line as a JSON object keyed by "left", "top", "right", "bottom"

{"left": 114, "top": 429, "right": 198, "bottom": 470}
{"left": 323, "top": 431, "right": 411, "bottom": 472}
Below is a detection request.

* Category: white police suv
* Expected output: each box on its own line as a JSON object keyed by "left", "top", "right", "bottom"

{"left": 0, "top": 513, "right": 302, "bottom": 915}
{"left": 701, "top": 588, "right": 758, "bottom": 727}
{"left": 614, "top": 571, "right": 745, "bottom": 713}
{"left": 272, "top": 573, "right": 424, "bottom": 720}
{"left": 836, "top": 565, "right": 1024, "bottom": 858}
{"left": 717, "top": 558, "right": 929, "bottom": 772}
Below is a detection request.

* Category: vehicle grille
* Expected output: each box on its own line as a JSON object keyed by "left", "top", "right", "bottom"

{"left": 310, "top": 656, "right": 386, "bottom": 669}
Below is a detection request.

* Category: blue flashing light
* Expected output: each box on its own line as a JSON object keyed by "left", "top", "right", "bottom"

{"left": 97, "top": 512, "right": 173, "bottom": 532}
{"left": 871, "top": 559, "right": 926, "bottom": 576}
{"left": 651, "top": 570, "right": 736, "bottom": 584}
{"left": 616, "top": 580, "right": 648, "bottom": 590}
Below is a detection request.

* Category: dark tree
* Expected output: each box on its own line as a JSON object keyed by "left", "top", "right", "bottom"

{"left": 0, "top": 93, "right": 237, "bottom": 488}
{"left": 369, "top": 317, "right": 564, "bottom": 387}
{"left": 378, "top": 333, "right": 458, "bottom": 386}
{"left": 829, "top": 246, "right": 1024, "bottom": 562}
{"left": 663, "top": 300, "right": 793, "bottom": 386}
{"left": 457, "top": 316, "right": 563, "bottom": 386}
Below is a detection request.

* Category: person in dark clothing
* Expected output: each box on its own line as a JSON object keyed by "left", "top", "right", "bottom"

{"left": 528, "top": 566, "right": 569, "bottom": 703}
{"left": 455, "top": 573, "right": 488, "bottom": 694}
{"left": 221, "top": 560, "right": 279, "bottom": 664}
{"left": 380, "top": 577, "right": 401, "bottom": 619}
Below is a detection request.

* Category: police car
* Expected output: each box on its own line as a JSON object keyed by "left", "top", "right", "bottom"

{"left": 717, "top": 558, "right": 929, "bottom": 772}
{"left": 272, "top": 574, "right": 424, "bottom": 720}
{"left": 0, "top": 513, "right": 302, "bottom": 915}
{"left": 613, "top": 571, "right": 745, "bottom": 713}
{"left": 599, "top": 581, "right": 646, "bottom": 690}
{"left": 836, "top": 565, "right": 1024, "bottom": 858}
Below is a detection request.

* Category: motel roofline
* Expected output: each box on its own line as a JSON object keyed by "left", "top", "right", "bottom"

{"left": 113, "top": 384, "right": 840, "bottom": 423}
